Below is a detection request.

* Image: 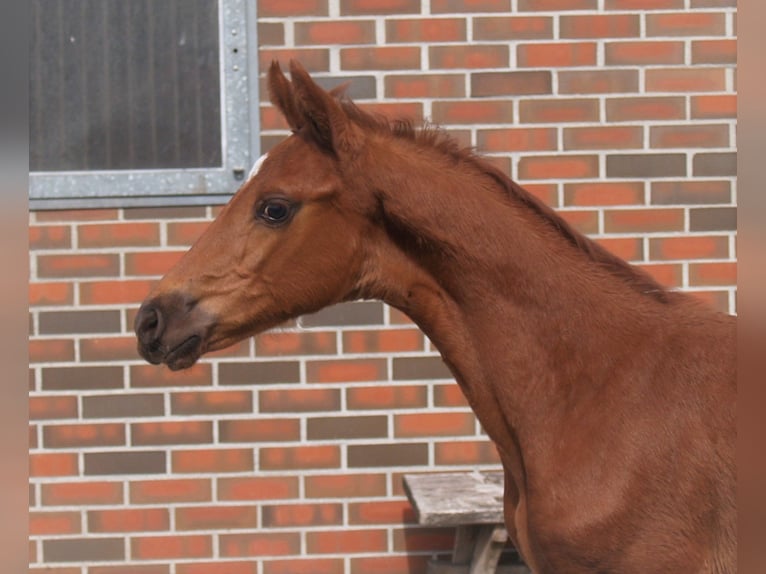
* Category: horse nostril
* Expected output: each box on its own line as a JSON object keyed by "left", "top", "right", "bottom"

{"left": 135, "top": 304, "right": 164, "bottom": 344}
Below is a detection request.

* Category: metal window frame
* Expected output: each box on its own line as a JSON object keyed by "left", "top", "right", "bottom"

{"left": 29, "top": 0, "right": 259, "bottom": 210}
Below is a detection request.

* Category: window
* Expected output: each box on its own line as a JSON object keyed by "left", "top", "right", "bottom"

{"left": 29, "top": 0, "right": 259, "bottom": 209}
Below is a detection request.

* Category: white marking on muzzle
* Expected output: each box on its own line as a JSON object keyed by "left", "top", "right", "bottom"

{"left": 247, "top": 152, "right": 269, "bottom": 181}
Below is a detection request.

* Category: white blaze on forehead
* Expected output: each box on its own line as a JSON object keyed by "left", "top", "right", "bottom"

{"left": 247, "top": 153, "right": 269, "bottom": 181}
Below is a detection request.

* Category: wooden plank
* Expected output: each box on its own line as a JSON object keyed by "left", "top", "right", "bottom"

{"left": 403, "top": 471, "right": 505, "bottom": 526}
{"left": 469, "top": 525, "right": 508, "bottom": 574}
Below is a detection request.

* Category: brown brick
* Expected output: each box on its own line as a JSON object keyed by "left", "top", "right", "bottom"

{"left": 348, "top": 443, "right": 429, "bottom": 468}
{"left": 78, "top": 222, "right": 160, "bottom": 248}
{"left": 689, "top": 262, "right": 736, "bottom": 286}
{"left": 386, "top": 17, "right": 467, "bottom": 43}
{"left": 519, "top": 98, "right": 600, "bottom": 123}
{"left": 260, "top": 445, "right": 341, "bottom": 470}
{"left": 518, "top": 155, "right": 600, "bottom": 180}
{"left": 474, "top": 16, "right": 553, "bottom": 40}
{"left": 347, "top": 385, "right": 428, "bottom": 410}
{"left": 606, "top": 0, "right": 683, "bottom": 7}
{"left": 42, "top": 366, "right": 123, "bottom": 391}
{"left": 263, "top": 558, "right": 345, "bottom": 574}
{"left": 432, "top": 100, "right": 515, "bottom": 125}
{"left": 560, "top": 14, "right": 640, "bottom": 38}
{"left": 429, "top": 45, "right": 509, "bottom": 69}
{"left": 29, "top": 224, "right": 71, "bottom": 250}
{"left": 434, "top": 383, "right": 471, "bottom": 407}
{"left": 431, "top": 0, "right": 510, "bottom": 12}
{"left": 260, "top": 388, "right": 341, "bottom": 413}
{"left": 305, "top": 473, "right": 387, "bottom": 499}
{"left": 307, "top": 529, "right": 388, "bottom": 554}
{"left": 43, "top": 423, "right": 125, "bottom": 449}
{"left": 130, "top": 363, "right": 212, "bottom": 388}
{"left": 172, "top": 448, "right": 254, "bottom": 474}
{"left": 30, "top": 396, "right": 79, "bottom": 420}
{"left": 79, "top": 279, "right": 154, "bottom": 305}
{"left": 220, "top": 532, "right": 301, "bottom": 557}
{"left": 78, "top": 336, "right": 139, "bottom": 362}
{"left": 646, "top": 68, "right": 727, "bottom": 92}
{"left": 435, "top": 439, "right": 501, "bottom": 465}
{"left": 302, "top": 302, "right": 383, "bottom": 327}
{"left": 517, "top": 42, "right": 597, "bottom": 67}
{"left": 89, "top": 508, "right": 170, "bottom": 533}
{"left": 259, "top": 49, "right": 331, "bottom": 74}
{"left": 341, "top": 46, "right": 421, "bottom": 70}
{"left": 307, "top": 358, "right": 388, "bottom": 383}
{"left": 219, "top": 361, "right": 300, "bottom": 385}
{"left": 82, "top": 393, "right": 163, "bottom": 419}
{"left": 558, "top": 69, "right": 639, "bottom": 94}
{"left": 606, "top": 41, "right": 685, "bottom": 66}
{"left": 258, "top": 22, "right": 285, "bottom": 46}
{"left": 385, "top": 74, "right": 465, "bottom": 99}
{"left": 595, "top": 237, "right": 645, "bottom": 261}
{"left": 564, "top": 126, "right": 643, "bottom": 150}
{"left": 35, "top": 209, "right": 119, "bottom": 222}
{"left": 689, "top": 207, "right": 736, "bottom": 231}
{"left": 123, "top": 206, "right": 207, "bottom": 220}
{"left": 651, "top": 124, "right": 729, "bottom": 149}
{"left": 219, "top": 418, "right": 300, "bottom": 443}
{"left": 171, "top": 390, "right": 253, "bottom": 415}
{"left": 341, "top": 0, "right": 420, "bottom": 14}
{"left": 44, "top": 538, "right": 124, "bottom": 563}
{"left": 131, "top": 534, "right": 213, "bottom": 560}
{"left": 29, "top": 338, "right": 75, "bottom": 363}
{"left": 471, "top": 71, "right": 552, "bottom": 96}
{"left": 392, "top": 526, "right": 454, "bottom": 552}
{"left": 259, "top": 0, "right": 328, "bottom": 16}
{"left": 518, "top": 0, "right": 595, "bottom": 8}
{"left": 262, "top": 503, "right": 343, "bottom": 528}
{"left": 478, "top": 128, "right": 557, "bottom": 152}
{"left": 606, "top": 154, "right": 686, "bottom": 178}
{"left": 256, "top": 331, "right": 337, "bottom": 356}
{"left": 651, "top": 180, "right": 731, "bottom": 205}
{"left": 39, "top": 310, "right": 121, "bottom": 335}
{"left": 218, "top": 476, "right": 300, "bottom": 502}
{"left": 295, "top": 20, "right": 375, "bottom": 45}
{"left": 130, "top": 478, "right": 212, "bottom": 504}
{"left": 307, "top": 416, "right": 388, "bottom": 440}
{"left": 606, "top": 96, "right": 686, "bottom": 122}
{"left": 693, "top": 152, "right": 736, "bottom": 177}
{"left": 691, "top": 95, "right": 736, "bottom": 119}
{"left": 392, "top": 356, "right": 452, "bottom": 380}
{"left": 37, "top": 253, "right": 120, "bottom": 278}
{"left": 342, "top": 328, "right": 424, "bottom": 354}
{"left": 564, "top": 181, "right": 645, "bottom": 206}
{"left": 125, "top": 251, "right": 186, "bottom": 277}
{"left": 646, "top": 12, "right": 726, "bottom": 37}
{"left": 176, "top": 506, "right": 259, "bottom": 531}
{"left": 132, "top": 421, "right": 213, "bottom": 446}
{"left": 85, "top": 451, "right": 166, "bottom": 475}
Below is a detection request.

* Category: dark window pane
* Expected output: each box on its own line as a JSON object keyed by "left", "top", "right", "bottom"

{"left": 30, "top": 0, "right": 222, "bottom": 172}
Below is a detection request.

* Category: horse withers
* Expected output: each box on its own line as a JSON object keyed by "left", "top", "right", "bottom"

{"left": 135, "top": 60, "right": 736, "bottom": 573}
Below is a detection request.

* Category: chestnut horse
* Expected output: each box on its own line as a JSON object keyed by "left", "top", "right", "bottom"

{"left": 135, "top": 61, "right": 735, "bottom": 573}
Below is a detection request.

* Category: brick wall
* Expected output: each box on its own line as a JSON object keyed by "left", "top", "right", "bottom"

{"left": 30, "top": 0, "right": 736, "bottom": 572}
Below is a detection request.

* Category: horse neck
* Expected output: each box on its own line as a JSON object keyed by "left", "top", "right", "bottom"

{"left": 356, "top": 143, "right": 669, "bottom": 463}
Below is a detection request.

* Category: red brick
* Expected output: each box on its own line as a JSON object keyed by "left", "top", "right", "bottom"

{"left": 30, "top": 453, "right": 78, "bottom": 477}
{"left": 432, "top": 101, "right": 515, "bottom": 125}
{"left": 473, "top": 16, "right": 553, "bottom": 40}
{"left": 307, "top": 529, "right": 388, "bottom": 554}
{"left": 472, "top": 71, "right": 552, "bottom": 96}
{"left": 691, "top": 95, "right": 736, "bottom": 119}
{"left": 262, "top": 503, "right": 343, "bottom": 527}
{"left": 518, "top": 155, "right": 599, "bottom": 180}
{"left": 431, "top": 0, "right": 510, "bottom": 12}
{"left": 29, "top": 225, "right": 71, "bottom": 250}
{"left": 559, "top": 210, "right": 600, "bottom": 234}
{"left": 519, "top": 98, "right": 599, "bottom": 123}
{"left": 171, "top": 390, "right": 253, "bottom": 415}
{"left": 357, "top": 101, "right": 424, "bottom": 122}
{"left": 605, "top": 208, "right": 685, "bottom": 233}
{"left": 80, "top": 336, "right": 139, "bottom": 362}
{"left": 395, "top": 412, "right": 476, "bottom": 438}
{"left": 435, "top": 439, "right": 501, "bottom": 465}
{"left": 37, "top": 253, "right": 120, "bottom": 278}
{"left": 386, "top": 18, "right": 467, "bottom": 43}
{"left": 131, "top": 535, "right": 212, "bottom": 560}
{"left": 606, "top": 96, "right": 686, "bottom": 122}
{"left": 650, "top": 124, "right": 730, "bottom": 148}
{"left": 346, "top": 385, "right": 428, "bottom": 410}
{"left": 478, "top": 128, "right": 557, "bottom": 152}
{"left": 563, "top": 126, "right": 643, "bottom": 150}
{"left": 564, "top": 181, "right": 645, "bottom": 206}
{"left": 219, "top": 418, "right": 300, "bottom": 443}
{"left": 688, "top": 290, "right": 731, "bottom": 313}
{"left": 650, "top": 236, "right": 730, "bottom": 260}
{"left": 78, "top": 222, "right": 160, "bottom": 248}
{"left": 132, "top": 421, "right": 213, "bottom": 446}
{"left": 638, "top": 263, "right": 683, "bottom": 288}
{"left": 130, "top": 478, "right": 212, "bottom": 504}
{"left": 172, "top": 448, "right": 254, "bottom": 474}
{"left": 306, "top": 358, "right": 387, "bottom": 383}
{"left": 218, "top": 476, "right": 300, "bottom": 501}
{"left": 692, "top": 39, "right": 737, "bottom": 65}
{"left": 221, "top": 532, "right": 301, "bottom": 557}
{"left": 606, "top": 41, "right": 685, "bottom": 66}
{"left": 341, "top": 0, "right": 420, "bottom": 14}
{"left": 259, "top": 49, "right": 330, "bottom": 74}
{"left": 341, "top": 46, "right": 421, "bottom": 70}
{"left": 525, "top": 183, "right": 559, "bottom": 207}
{"left": 561, "top": 14, "right": 640, "bottom": 38}
{"left": 260, "top": 445, "right": 341, "bottom": 470}
{"left": 295, "top": 20, "right": 375, "bottom": 45}
{"left": 348, "top": 500, "right": 416, "bottom": 525}
{"left": 689, "top": 262, "right": 736, "bottom": 286}
{"left": 30, "top": 511, "right": 81, "bottom": 535}
{"left": 646, "top": 12, "right": 726, "bottom": 37}
{"left": 385, "top": 74, "right": 465, "bottom": 99}
{"left": 429, "top": 45, "right": 509, "bottom": 69}
{"left": 646, "top": 68, "right": 727, "bottom": 92}
{"left": 43, "top": 423, "right": 125, "bottom": 449}
{"left": 595, "top": 237, "right": 644, "bottom": 261}
{"left": 433, "top": 384, "right": 470, "bottom": 407}
{"left": 35, "top": 209, "right": 119, "bottom": 222}
{"left": 343, "top": 329, "right": 424, "bottom": 354}
{"left": 125, "top": 251, "right": 185, "bottom": 276}
{"left": 89, "top": 508, "right": 169, "bottom": 532}
{"left": 176, "top": 505, "right": 259, "bottom": 530}
{"left": 258, "top": 0, "right": 328, "bottom": 17}
{"left": 166, "top": 221, "right": 211, "bottom": 246}
{"left": 178, "top": 562, "right": 259, "bottom": 574}
{"left": 256, "top": 331, "right": 337, "bottom": 356}
{"left": 350, "top": 555, "right": 430, "bottom": 574}
{"left": 30, "top": 396, "right": 78, "bottom": 420}
{"left": 79, "top": 279, "right": 154, "bottom": 305}
{"left": 264, "top": 559, "right": 345, "bottom": 574}
{"left": 518, "top": 0, "right": 595, "bottom": 8}
{"left": 29, "top": 339, "right": 75, "bottom": 363}
{"left": 259, "top": 388, "right": 340, "bottom": 413}
{"left": 517, "top": 42, "right": 596, "bottom": 67}
{"left": 29, "top": 282, "right": 74, "bottom": 306}
{"left": 305, "top": 473, "right": 387, "bottom": 499}
{"left": 558, "top": 69, "right": 639, "bottom": 94}
{"left": 43, "top": 481, "right": 123, "bottom": 506}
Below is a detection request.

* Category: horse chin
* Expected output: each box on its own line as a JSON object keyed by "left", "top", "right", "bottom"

{"left": 163, "top": 335, "right": 204, "bottom": 371}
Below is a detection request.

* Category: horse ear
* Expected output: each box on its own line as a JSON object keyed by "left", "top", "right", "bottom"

{"left": 268, "top": 61, "right": 303, "bottom": 132}
{"left": 287, "top": 59, "right": 361, "bottom": 156}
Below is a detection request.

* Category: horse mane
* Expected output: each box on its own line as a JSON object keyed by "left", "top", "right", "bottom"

{"left": 332, "top": 91, "right": 669, "bottom": 303}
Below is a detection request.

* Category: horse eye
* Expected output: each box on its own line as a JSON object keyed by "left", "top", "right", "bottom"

{"left": 256, "top": 198, "right": 294, "bottom": 226}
